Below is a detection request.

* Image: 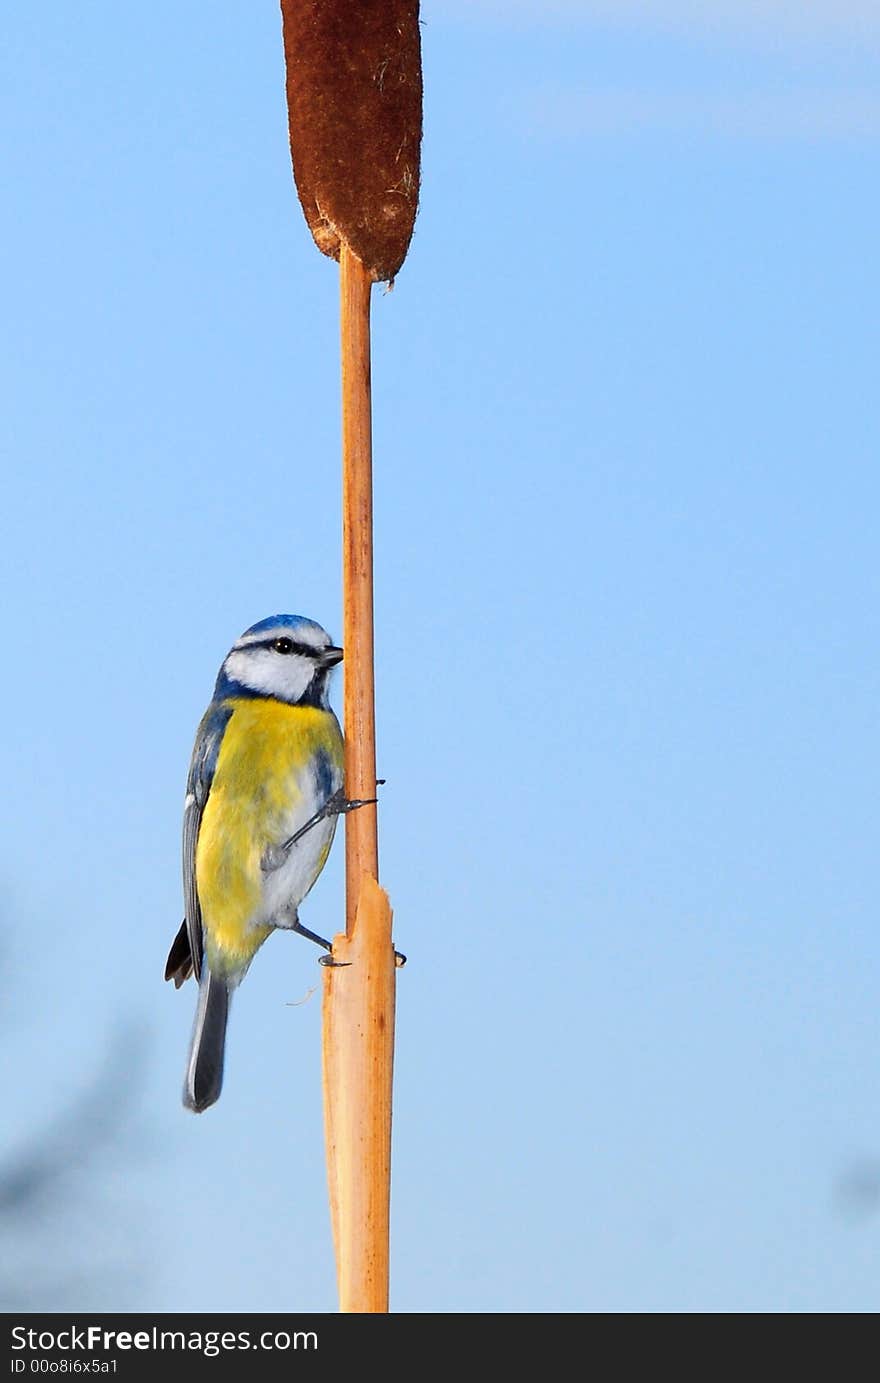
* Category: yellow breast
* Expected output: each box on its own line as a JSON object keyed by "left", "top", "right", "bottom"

{"left": 195, "top": 697, "right": 343, "bottom": 972}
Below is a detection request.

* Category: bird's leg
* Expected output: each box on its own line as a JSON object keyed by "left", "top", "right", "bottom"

{"left": 291, "top": 917, "right": 351, "bottom": 968}
{"left": 291, "top": 889, "right": 406, "bottom": 968}
{"left": 281, "top": 786, "right": 379, "bottom": 852}
{"left": 282, "top": 782, "right": 400, "bottom": 968}
{"left": 293, "top": 917, "right": 404, "bottom": 970}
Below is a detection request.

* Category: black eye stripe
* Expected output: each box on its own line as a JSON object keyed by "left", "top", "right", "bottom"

{"left": 259, "top": 636, "right": 322, "bottom": 658}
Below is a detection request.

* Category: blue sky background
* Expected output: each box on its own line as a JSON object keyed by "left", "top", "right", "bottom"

{"left": 2, "top": 2, "right": 879, "bottom": 1313}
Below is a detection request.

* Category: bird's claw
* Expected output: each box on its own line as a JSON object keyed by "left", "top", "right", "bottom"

{"left": 318, "top": 949, "right": 405, "bottom": 969}
{"left": 326, "top": 789, "right": 378, "bottom": 817}
{"left": 282, "top": 788, "right": 379, "bottom": 852}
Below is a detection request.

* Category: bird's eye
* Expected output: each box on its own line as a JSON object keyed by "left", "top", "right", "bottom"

{"left": 273, "top": 637, "right": 295, "bottom": 655}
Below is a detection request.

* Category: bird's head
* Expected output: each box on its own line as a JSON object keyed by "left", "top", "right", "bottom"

{"left": 214, "top": 615, "right": 343, "bottom": 707}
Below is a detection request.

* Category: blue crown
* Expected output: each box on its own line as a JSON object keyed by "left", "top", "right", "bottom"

{"left": 241, "top": 614, "right": 325, "bottom": 639}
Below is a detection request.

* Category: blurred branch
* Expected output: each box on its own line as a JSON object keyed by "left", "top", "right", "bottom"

{"left": 0, "top": 1021, "right": 147, "bottom": 1217}
{"left": 1, "top": 1019, "right": 150, "bottom": 1310}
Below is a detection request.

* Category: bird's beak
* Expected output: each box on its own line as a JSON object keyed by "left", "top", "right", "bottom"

{"left": 320, "top": 646, "right": 344, "bottom": 668}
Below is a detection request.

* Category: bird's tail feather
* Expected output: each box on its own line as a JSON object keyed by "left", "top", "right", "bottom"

{"left": 183, "top": 969, "right": 230, "bottom": 1112}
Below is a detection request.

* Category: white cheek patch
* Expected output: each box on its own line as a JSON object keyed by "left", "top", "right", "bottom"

{"left": 224, "top": 648, "right": 314, "bottom": 703}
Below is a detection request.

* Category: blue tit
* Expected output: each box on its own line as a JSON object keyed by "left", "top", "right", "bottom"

{"left": 165, "top": 614, "right": 346, "bottom": 1112}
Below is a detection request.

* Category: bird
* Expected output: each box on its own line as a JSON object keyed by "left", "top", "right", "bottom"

{"left": 165, "top": 614, "right": 357, "bottom": 1113}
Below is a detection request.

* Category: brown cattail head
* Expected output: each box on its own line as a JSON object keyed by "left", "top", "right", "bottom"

{"left": 280, "top": 1, "right": 422, "bottom": 283}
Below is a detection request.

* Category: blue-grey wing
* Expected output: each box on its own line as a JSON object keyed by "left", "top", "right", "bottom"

{"left": 181, "top": 701, "right": 234, "bottom": 982}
